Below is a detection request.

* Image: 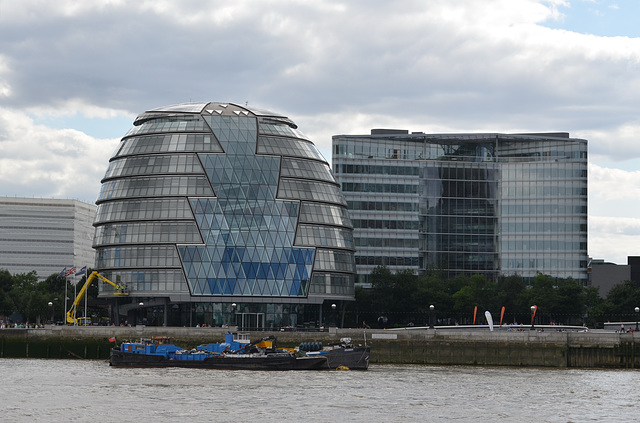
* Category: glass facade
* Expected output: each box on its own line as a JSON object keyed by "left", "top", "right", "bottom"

{"left": 333, "top": 131, "right": 588, "bottom": 286}
{"left": 94, "top": 102, "right": 355, "bottom": 327}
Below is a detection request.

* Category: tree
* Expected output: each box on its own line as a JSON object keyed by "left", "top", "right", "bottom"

{"left": 605, "top": 280, "right": 640, "bottom": 319}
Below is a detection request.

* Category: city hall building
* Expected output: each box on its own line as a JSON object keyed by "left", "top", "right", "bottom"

{"left": 332, "top": 130, "right": 588, "bottom": 286}
{"left": 94, "top": 102, "right": 355, "bottom": 328}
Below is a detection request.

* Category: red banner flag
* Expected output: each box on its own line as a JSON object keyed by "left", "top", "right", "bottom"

{"left": 500, "top": 306, "right": 505, "bottom": 326}
{"left": 473, "top": 306, "right": 478, "bottom": 325}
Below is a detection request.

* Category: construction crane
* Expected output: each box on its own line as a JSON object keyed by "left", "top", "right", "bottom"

{"left": 66, "top": 271, "right": 129, "bottom": 325}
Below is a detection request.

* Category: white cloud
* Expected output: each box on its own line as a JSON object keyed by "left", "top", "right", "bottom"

{"left": 0, "top": 0, "right": 638, "bottom": 262}
{"left": 0, "top": 108, "right": 119, "bottom": 203}
{"left": 589, "top": 216, "right": 640, "bottom": 264}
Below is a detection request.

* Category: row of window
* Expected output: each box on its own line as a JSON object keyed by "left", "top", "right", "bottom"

{"left": 281, "top": 158, "right": 335, "bottom": 183}
{"left": 354, "top": 237, "right": 419, "bottom": 249}
{"left": 94, "top": 222, "right": 201, "bottom": 245}
{"left": 502, "top": 184, "right": 587, "bottom": 198}
{"left": 501, "top": 222, "right": 587, "bottom": 233}
{"left": 429, "top": 239, "right": 497, "bottom": 253}
{"left": 502, "top": 257, "right": 588, "bottom": 270}
{"left": 355, "top": 256, "right": 420, "bottom": 267}
{"left": 257, "top": 136, "right": 325, "bottom": 161}
{"left": 500, "top": 239, "right": 588, "bottom": 252}
{"left": 421, "top": 201, "right": 497, "bottom": 217}
{"left": 334, "top": 164, "right": 420, "bottom": 176}
{"left": 308, "top": 273, "right": 355, "bottom": 296}
{"left": 116, "top": 134, "right": 222, "bottom": 157}
{"left": 352, "top": 219, "right": 419, "bottom": 230}
{"left": 99, "top": 269, "right": 188, "bottom": 293}
{"left": 96, "top": 246, "right": 182, "bottom": 268}
{"left": 186, "top": 275, "right": 310, "bottom": 297}
{"left": 299, "top": 202, "right": 352, "bottom": 228}
{"left": 296, "top": 225, "right": 354, "bottom": 249}
{"left": 501, "top": 203, "right": 587, "bottom": 215}
{"left": 126, "top": 115, "right": 209, "bottom": 137}
{"left": 314, "top": 249, "right": 356, "bottom": 273}
{"left": 105, "top": 154, "right": 204, "bottom": 179}
{"left": 97, "top": 176, "right": 214, "bottom": 202}
{"left": 341, "top": 182, "right": 418, "bottom": 194}
{"left": 94, "top": 198, "right": 193, "bottom": 224}
{"left": 279, "top": 179, "right": 347, "bottom": 206}
{"left": 258, "top": 120, "right": 309, "bottom": 140}
{"left": 501, "top": 166, "right": 587, "bottom": 180}
{"left": 333, "top": 138, "right": 586, "bottom": 163}
{"left": 420, "top": 180, "right": 495, "bottom": 199}
{"left": 347, "top": 200, "right": 419, "bottom": 212}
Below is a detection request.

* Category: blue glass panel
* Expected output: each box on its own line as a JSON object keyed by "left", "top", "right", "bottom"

{"left": 179, "top": 115, "right": 316, "bottom": 297}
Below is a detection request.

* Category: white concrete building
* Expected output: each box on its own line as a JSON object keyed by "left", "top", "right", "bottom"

{"left": 0, "top": 197, "right": 96, "bottom": 279}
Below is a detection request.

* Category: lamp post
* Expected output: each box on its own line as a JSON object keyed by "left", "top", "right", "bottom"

{"left": 429, "top": 304, "right": 435, "bottom": 329}
{"left": 635, "top": 307, "right": 639, "bottom": 332}
{"left": 331, "top": 303, "right": 337, "bottom": 327}
{"left": 232, "top": 303, "right": 237, "bottom": 328}
{"left": 138, "top": 302, "right": 144, "bottom": 325}
{"left": 48, "top": 301, "right": 54, "bottom": 324}
{"left": 530, "top": 305, "right": 536, "bottom": 330}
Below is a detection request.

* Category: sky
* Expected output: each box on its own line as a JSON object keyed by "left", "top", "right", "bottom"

{"left": 0, "top": 0, "right": 639, "bottom": 264}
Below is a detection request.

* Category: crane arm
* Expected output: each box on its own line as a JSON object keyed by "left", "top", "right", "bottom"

{"left": 66, "top": 271, "right": 128, "bottom": 324}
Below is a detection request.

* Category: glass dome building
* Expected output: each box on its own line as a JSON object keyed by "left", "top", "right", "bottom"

{"left": 94, "top": 102, "right": 355, "bottom": 328}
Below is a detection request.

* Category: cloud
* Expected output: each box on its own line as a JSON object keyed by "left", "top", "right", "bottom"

{"left": 0, "top": 108, "right": 119, "bottom": 202}
{"left": 589, "top": 216, "right": 640, "bottom": 264}
{"left": 0, "top": 0, "right": 639, "bottom": 263}
{"left": 587, "top": 163, "right": 640, "bottom": 262}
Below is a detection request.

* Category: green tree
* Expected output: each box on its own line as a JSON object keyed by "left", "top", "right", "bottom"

{"left": 0, "top": 268, "right": 13, "bottom": 292}
{"left": 605, "top": 280, "right": 640, "bottom": 320}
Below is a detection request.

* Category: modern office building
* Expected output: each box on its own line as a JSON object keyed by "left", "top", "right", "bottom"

{"left": 0, "top": 197, "right": 96, "bottom": 280}
{"left": 333, "top": 130, "right": 588, "bottom": 286}
{"left": 94, "top": 102, "right": 355, "bottom": 328}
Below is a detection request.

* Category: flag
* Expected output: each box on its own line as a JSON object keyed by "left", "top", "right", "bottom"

{"left": 473, "top": 306, "right": 478, "bottom": 325}
{"left": 500, "top": 306, "right": 505, "bottom": 326}
{"left": 108, "top": 337, "right": 116, "bottom": 343}
{"left": 75, "top": 266, "right": 87, "bottom": 276}
{"left": 485, "top": 311, "right": 494, "bottom": 332}
{"left": 64, "top": 267, "right": 76, "bottom": 276}
{"left": 57, "top": 268, "right": 67, "bottom": 279}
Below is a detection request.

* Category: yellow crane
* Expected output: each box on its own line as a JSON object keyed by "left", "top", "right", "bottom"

{"left": 66, "top": 271, "right": 129, "bottom": 325}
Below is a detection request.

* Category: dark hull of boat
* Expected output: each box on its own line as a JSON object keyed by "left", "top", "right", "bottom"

{"left": 110, "top": 348, "right": 328, "bottom": 371}
{"left": 325, "top": 347, "right": 370, "bottom": 370}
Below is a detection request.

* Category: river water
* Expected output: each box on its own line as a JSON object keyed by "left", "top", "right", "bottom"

{"left": 2, "top": 359, "right": 638, "bottom": 422}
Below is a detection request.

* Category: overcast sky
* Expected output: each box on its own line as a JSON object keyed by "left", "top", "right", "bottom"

{"left": 1, "top": 0, "right": 639, "bottom": 264}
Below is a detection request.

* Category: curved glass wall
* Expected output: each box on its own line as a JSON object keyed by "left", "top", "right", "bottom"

{"left": 94, "top": 102, "right": 355, "bottom": 308}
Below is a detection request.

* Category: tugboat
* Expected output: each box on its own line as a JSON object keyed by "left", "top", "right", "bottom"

{"left": 298, "top": 338, "right": 370, "bottom": 370}
{"left": 110, "top": 333, "right": 328, "bottom": 370}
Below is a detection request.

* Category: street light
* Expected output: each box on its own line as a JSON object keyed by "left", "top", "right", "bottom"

{"left": 48, "top": 301, "right": 54, "bottom": 324}
{"left": 231, "top": 303, "right": 237, "bottom": 327}
{"left": 530, "top": 305, "right": 536, "bottom": 330}
{"left": 138, "top": 302, "right": 144, "bottom": 325}
{"left": 429, "top": 304, "right": 435, "bottom": 329}
{"left": 331, "top": 303, "right": 337, "bottom": 327}
{"left": 635, "top": 307, "right": 639, "bottom": 331}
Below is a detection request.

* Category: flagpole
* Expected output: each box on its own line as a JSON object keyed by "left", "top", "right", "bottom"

{"left": 84, "top": 266, "right": 88, "bottom": 326}
{"left": 64, "top": 274, "right": 68, "bottom": 326}
{"left": 73, "top": 273, "right": 77, "bottom": 326}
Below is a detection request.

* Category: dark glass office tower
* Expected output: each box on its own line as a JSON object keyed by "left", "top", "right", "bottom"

{"left": 333, "top": 130, "right": 587, "bottom": 286}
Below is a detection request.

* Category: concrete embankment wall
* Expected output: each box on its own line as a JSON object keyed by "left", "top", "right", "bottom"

{"left": 2, "top": 326, "right": 640, "bottom": 368}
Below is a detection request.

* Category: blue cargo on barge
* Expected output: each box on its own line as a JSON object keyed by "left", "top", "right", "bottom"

{"left": 109, "top": 333, "right": 328, "bottom": 371}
